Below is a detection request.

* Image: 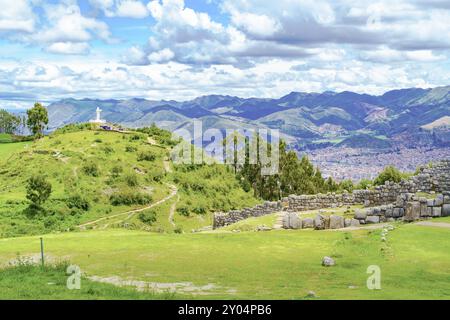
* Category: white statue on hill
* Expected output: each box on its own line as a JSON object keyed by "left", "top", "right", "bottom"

{"left": 90, "top": 107, "right": 106, "bottom": 124}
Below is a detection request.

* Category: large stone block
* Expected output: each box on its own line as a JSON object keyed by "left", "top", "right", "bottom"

{"left": 314, "top": 214, "right": 325, "bottom": 230}
{"left": 365, "top": 216, "right": 380, "bottom": 224}
{"left": 435, "top": 194, "right": 444, "bottom": 206}
{"left": 443, "top": 204, "right": 450, "bottom": 217}
{"left": 420, "top": 202, "right": 429, "bottom": 217}
{"left": 350, "top": 219, "right": 360, "bottom": 227}
{"left": 329, "top": 215, "right": 344, "bottom": 229}
{"left": 404, "top": 201, "right": 421, "bottom": 222}
{"left": 432, "top": 207, "right": 442, "bottom": 218}
{"left": 354, "top": 209, "right": 367, "bottom": 220}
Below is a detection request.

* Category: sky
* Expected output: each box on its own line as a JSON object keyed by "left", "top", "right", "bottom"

{"left": 0, "top": 0, "right": 449, "bottom": 109}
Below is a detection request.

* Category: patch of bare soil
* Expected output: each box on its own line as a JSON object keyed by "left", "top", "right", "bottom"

{"left": 88, "top": 275, "right": 236, "bottom": 296}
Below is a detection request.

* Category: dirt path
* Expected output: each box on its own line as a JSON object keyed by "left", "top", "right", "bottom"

{"left": 273, "top": 212, "right": 284, "bottom": 230}
{"left": 78, "top": 183, "right": 178, "bottom": 229}
{"left": 415, "top": 221, "right": 450, "bottom": 229}
{"left": 168, "top": 196, "right": 179, "bottom": 228}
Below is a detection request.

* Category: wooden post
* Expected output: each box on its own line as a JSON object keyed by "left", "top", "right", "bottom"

{"left": 40, "top": 237, "right": 44, "bottom": 267}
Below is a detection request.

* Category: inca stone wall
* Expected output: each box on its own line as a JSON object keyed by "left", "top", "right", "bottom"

{"left": 213, "top": 201, "right": 281, "bottom": 229}
{"left": 354, "top": 191, "right": 450, "bottom": 225}
{"left": 213, "top": 160, "right": 450, "bottom": 229}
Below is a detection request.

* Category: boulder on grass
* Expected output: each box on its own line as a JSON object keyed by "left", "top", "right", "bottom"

{"left": 329, "top": 215, "right": 344, "bottom": 229}
{"left": 322, "top": 256, "right": 335, "bottom": 267}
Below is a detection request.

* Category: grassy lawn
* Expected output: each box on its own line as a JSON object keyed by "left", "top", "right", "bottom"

{"left": 1, "top": 223, "right": 449, "bottom": 300}
{"left": 0, "top": 262, "right": 177, "bottom": 300}
{"left": 0, "top": 141, "right": 31, "bottom": 159}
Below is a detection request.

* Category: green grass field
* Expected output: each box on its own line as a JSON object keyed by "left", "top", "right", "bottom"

{"left": 1, "top": 221, "right": 449, "bottom": 300}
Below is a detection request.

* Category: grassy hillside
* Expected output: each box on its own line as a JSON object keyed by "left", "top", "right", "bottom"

{"left": 0, "top": 124, "right": 259, "bottom": 237}
{"left": 1, "top": 221, "right": 449, "bottom": 299}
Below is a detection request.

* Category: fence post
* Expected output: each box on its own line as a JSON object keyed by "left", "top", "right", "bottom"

{"left": 40, "top": 237, "right": 44, "bottom": 267}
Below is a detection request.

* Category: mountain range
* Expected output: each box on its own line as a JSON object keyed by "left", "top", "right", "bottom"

{"left": 46, "top": 86, "right": 450, "bottom": 150}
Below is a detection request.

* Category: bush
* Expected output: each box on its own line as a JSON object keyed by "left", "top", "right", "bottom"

{"left": 66, "top": 195, "right": 90, "bottom": 211}
{"left": 124, "top": 173, "right": 139, "bottom": 187}
{"left": 374, "top": 166, "right": 403, "bottom": 186}
{"left": 110, "top": 191, "right": 152, "bottom": 206}
{"left": 177, "top": 206, "right": 190, "bottom": 217}
{"left": 82, "top": 162, "right": 100, "bottom": 177}
{"left": 111, "top": 165, "right": 123, "bottom": 178}
{"left": 125, "top": 145, "right": 137, "bottom": 152}
{"left": 137, "top": 151, "right": 156, "bottom": 162}
{"left": 26, "top": 175, "right": 52, "bottom": 207}
{"left": 138, "top": 211, "right": 157, "bottom": 225}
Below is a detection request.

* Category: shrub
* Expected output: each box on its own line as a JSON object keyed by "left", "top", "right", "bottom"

{"left": 110, "top": 191, "right": 152, "bottom": 206}
{"left": 125, "top": 145, "right": 137, "bottom": 152}
{"left": 124, "top": 173, "right": 139, "bottom": 187}
{"left": 26, "top": 175, "right": 52, "bottom": 207}
{"left": 174, "top": 226, "right": 183, "bottom": 234}
{"left": 138, "top": 211, "right": 157, "bottom": 225}
{"left": 94, "top": 138, "right": 102, "bottom": 143}
{"left": 374, "top": 166, "right": 403, "bottom": 186}
{"left": 82, "top": 162, "right": 99, "bottom": 177}
{"left": 177, "top": 206, "right": 190, "bottom": 217}
{"left": 111, "top": 165, "right": 123, "bottom": 178}
{"left": 66, "top": 195, "right": 90, "bottom": 211}
{"left": 137, "top": 151, "right": 156, "bottom": 162}
{"left": 102, "top": 145, "right": 114, "bottom": 154}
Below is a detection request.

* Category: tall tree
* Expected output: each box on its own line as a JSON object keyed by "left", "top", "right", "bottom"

{"left": 26, "top": 103, "right": 48, "bottom": 138}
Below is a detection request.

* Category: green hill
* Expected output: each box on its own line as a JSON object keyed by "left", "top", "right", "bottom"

{"left": 0, "top": 124, "right": 259, "bottom": 237}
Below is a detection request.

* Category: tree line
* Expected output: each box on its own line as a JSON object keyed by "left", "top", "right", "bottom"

{"left": 0, "top": 103, "right": 48, "bottom": 138}
{"left": 227, "top": 133, "right": 407, "bottom": 201}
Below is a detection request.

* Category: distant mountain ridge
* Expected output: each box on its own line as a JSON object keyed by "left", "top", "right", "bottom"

{"left": 46, "top": 86, "right": 450, "bottom": 149}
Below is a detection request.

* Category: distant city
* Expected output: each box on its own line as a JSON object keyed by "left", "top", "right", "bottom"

{"left": 308, "top": 147, "right": 450, "bottom": 181}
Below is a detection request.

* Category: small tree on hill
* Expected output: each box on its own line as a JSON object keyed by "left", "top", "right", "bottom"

{"left": 26, "top": 175, "right": 52, "bottom": 209}
{"left": 26, "top": 103, "right": 48, "bottom": 139}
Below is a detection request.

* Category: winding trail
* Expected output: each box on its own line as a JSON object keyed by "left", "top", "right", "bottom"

{"left": 78, "top": 183, "right": 178, "bottom": 229}
{"left": 168, "top": 195, "right": 179, "bottom": 228}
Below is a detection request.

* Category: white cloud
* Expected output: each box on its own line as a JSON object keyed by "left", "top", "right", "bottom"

{"left": 147, "top": 48, "right": 174, "bottom": 63}
{"left": 46, "top": 42, "right": 91, "bottom": 55}
{"left": 114, "top": 1, "right": 149, "bottom": 18}
{"left": 0, "top": 0, "right": 35, "bottom": 33}
{"left": 230, "top": 12, "right": 281, "bottom": 37}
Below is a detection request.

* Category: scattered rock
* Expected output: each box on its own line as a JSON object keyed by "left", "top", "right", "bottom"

{"left": 322, "top": 256, "right": 335, "bottom": 267}
{"left": 306, "top": 291, "right": 317, "bottom": 298}
{"left": 257, "top": 225, "right": 272, "bottom": 232}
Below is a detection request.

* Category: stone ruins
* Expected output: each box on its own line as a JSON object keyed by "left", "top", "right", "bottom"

{"left": 213, "top": 160, "right": 450, "bottom": 229}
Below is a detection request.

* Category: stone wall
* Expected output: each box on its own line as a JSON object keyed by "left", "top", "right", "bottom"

{"left": 282, "top": 191, "right": 450, "bottom": 230}
{"left": 213, "top": 160, "right": 450, "bottom": 229}
{"left": 213, "top": 201, "right": 281, "bottom": 229}
{"left": 354, "top": 191, "right": 450, "bottom": 225}
{"left": 411, "top": 160, "right": 450, "bottom": 193}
